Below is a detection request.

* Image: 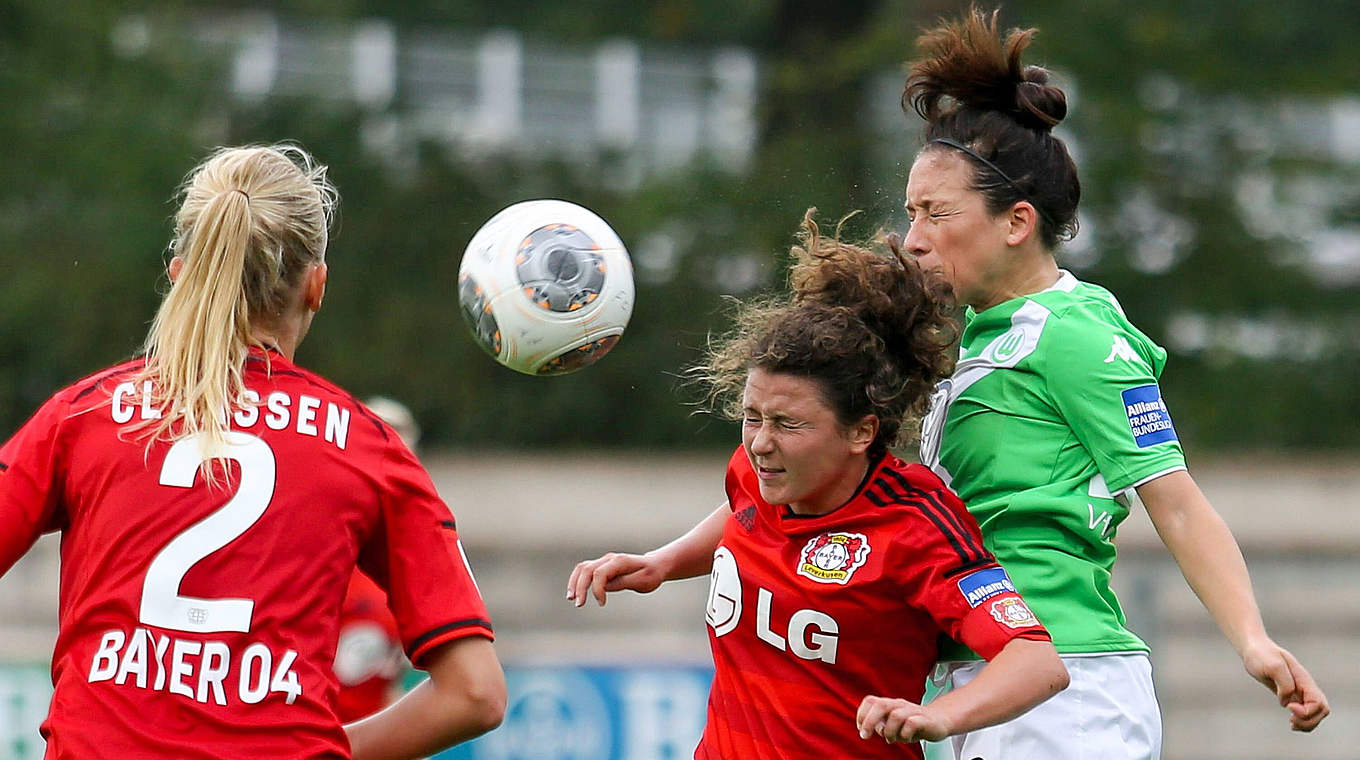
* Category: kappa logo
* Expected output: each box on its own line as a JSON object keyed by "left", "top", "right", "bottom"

{"left": 796, "top": 532, "right": 870, "bottom": 585}
{"left": 1104, "top": 334, "right": 1139, "bottom": 364}
{"left": 990, "top": 597, "right": 1040, "bottom": 629}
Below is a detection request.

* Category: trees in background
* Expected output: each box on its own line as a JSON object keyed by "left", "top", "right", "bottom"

{"left": 2, "top": 0, "right": 1357, "bottom": 449}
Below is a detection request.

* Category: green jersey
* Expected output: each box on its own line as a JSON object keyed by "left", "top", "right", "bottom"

{"left": 920, "top": 271, "right": 1185, "bottom": 658}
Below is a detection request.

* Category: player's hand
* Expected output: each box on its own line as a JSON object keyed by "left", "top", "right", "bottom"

{"left": 855, "top": 695, "right": 950, "bottom": 743}
{"left": 566, "top": 552, "right": 666, "bottom": 608}
{"left": 1241, "top": 638, "right": 1330, "bottom": 732}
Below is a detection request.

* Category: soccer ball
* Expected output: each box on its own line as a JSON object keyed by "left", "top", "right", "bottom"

{"left": 457, "top": 199, "right": 635, "bottom": 375}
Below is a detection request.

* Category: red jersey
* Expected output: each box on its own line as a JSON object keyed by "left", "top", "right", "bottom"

{"left": 697, "top": 447, "right": 1049, "bottom": 760}
{"left": 332, "top": 571, "right": 404, "bottom": 722}
{"left": 0, "top": 349, "right": 492, "bottom": 759}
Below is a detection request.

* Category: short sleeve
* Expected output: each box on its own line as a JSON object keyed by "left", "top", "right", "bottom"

{"left": 896, "top": 487, "right": 1050, "bottom": 660}
{"left": 1042, "top": 312, "right": 1187, "bottom": 493}
{"left": 359, "top": 442, "right": 492, "bottom": 667}
{"left": 0, "top": 395, "right": 68, "bottom": 574}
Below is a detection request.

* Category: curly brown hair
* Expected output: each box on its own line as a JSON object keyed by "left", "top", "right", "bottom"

{"left": 697, "top": 209, "right": 957, "bottom": 457}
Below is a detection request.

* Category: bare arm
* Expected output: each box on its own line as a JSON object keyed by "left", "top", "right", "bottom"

{"left": 345, "top": 637, "right": 506, "bottom": 760}
{"left": 856, "top": 638, "right": 1068, "bottom": 744}
{"left": 567, "top": 502, "right": 728, "bottom": 607}
{"left": 1138, "top": 469, "right": 1328, "bottom": 731}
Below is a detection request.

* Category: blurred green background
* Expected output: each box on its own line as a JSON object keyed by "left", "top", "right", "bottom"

{"left": 3, "top": 0, "right": 1358, "bottom": 452}
{"left": 3, "top": 4, "right": 1358, "bottom": 759}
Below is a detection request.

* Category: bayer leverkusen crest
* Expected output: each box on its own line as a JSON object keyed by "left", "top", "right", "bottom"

{"left": 797, "top": 532, "right": 871, "bottom": 585}
{"left": 989, "top": 597, "right": 1039, "bottom": 629}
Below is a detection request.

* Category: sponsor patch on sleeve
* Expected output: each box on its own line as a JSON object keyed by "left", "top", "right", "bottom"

{"left": 956, "top": 566, "right": 1016, "bottom": 608}
{"left": 1121, "top": 384, "right": 1178, "bottom": 448}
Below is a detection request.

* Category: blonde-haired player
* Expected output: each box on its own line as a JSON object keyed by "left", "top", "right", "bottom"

{"left": 0, "top": 144, "right": 504, "bottom": 759}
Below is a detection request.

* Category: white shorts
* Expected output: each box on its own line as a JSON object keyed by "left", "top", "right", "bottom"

{"left": 923, "top": 653, "right": 1161, "bottom": 760}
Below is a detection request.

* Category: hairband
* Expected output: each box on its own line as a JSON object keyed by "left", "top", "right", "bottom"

{"left": 929, "top": 137, "right": 1056, "bottom": 229}
{"left": 930, "top": 138, "right": 1021, "bottom": 188}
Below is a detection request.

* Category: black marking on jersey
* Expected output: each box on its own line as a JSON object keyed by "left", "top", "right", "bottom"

{"left": 863, "top": 486, "right": 889, "bottom": 506}
{"left": 878, "top": 467, "right": 987, "bottom": 563}
{"left": 856, "top": 451, "right": 886, "bottom": 494}
{"left": 867, "top": 478, "right": 984, "bottom": 566}
{"left": 916, "top": 489, "right": 986, "bottom": 563}
{"left": 942, "top": 558, "right": 997, "bottom": 579}
{"left": 71, "top": 361, "right": 145, "bottom": 404}
{"left": 350, "top": 402, "right": 390, "bottom": 441}
{"left": 916, "top": 489, "right": 986, "bottom": 565}
{"left": 440, "top": 519, "right": 457, "bottom": 531}
{"left": 0, "top": 461, "right": 8, "bottom": 472}
{"left": 735, "top": 505, "right": 756, "bottom": 532}
{"left": 246, "top": 362, "right": 389, "bottom": 441}
{"left": 353, "top": 398, "right": 390, "bottom": 442}
{"left": 408, "top": 618, "right": 495, "bottom": 655}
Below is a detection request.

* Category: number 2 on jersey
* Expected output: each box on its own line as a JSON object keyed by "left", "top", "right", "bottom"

{"left": 139, "top": 432, "right": 276, "bottom": 633}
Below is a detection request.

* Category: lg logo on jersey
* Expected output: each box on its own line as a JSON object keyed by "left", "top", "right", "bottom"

{"left": 706, "top": 548, "right": 840, "bottom": 664}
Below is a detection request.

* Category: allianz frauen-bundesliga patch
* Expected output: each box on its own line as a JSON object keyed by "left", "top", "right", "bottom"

{"left": 1121, "top": 384, "right": 1178, "bottom": 448}
{"left": 956, "top": 566, "right": 1016, "bottom": 608}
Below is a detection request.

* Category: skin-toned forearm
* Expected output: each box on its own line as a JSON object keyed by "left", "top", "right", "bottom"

{"left": 1138, "top": 470, "right": 1329, "bottom": 731}
{"left": 647, "top": 503, "right": 729, "bottom": 581}
{"left": 346, "top": 638, "right": 505, "bottom": 760}
{"left": 926, "top": 638, "right": 1068, "bottom": 735}
{"left": 568, "top": 503, "right": 729, "bottom": 607}
{"left": 1137, "top": 471, "right": 1267, "bottom": 654}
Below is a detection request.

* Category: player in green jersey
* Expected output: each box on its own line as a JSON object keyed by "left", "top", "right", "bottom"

{"left": 900, "top": 8, "right": 1328, "bottom": 759}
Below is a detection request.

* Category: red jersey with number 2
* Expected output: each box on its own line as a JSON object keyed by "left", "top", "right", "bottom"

{"left": 0, "top": 349, "right": 492, "bottom": 759}
{"left": 696, "top": 447, "right": 1049, "bottom": 760}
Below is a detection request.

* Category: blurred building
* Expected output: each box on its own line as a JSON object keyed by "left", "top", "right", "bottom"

{"left": 130, "top": 10, "right": 1360, "bottom": 366}
{"left": 159, "top": 12, "right": 760, "bottom": 184}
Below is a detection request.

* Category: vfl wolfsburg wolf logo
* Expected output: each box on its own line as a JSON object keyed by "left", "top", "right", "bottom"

{"left": 796, "top": 532, "right": 870, "bottom": 585}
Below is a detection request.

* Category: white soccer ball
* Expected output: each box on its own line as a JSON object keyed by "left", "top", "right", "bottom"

{"left": 457, "top": 199, "right": 635, "bottom": 375}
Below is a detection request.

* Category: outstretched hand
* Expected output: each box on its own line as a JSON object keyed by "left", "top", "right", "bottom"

{"left": 566, "top": 552, "right": 666, "bottom": 608}
{"left": 856, "top": 696, "right": 950, "bottom": 744}
{"left": 1241, "top": 639, "right": 1329, "bottom": 732}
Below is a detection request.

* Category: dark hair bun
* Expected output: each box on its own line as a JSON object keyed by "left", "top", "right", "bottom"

{"left": 1015, "top": 68, "right": 1066, "bottom": 130}
{"left": 906, "top": 7, "right": 1066, "bottom": 133}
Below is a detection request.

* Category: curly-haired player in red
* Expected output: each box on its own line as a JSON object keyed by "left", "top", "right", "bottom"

{"left": 569, "top": 210, "right": 1069, "bottom": 759}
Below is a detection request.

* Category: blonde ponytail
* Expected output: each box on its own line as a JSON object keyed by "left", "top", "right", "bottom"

{"left": 135, "top": 145, "right": 337, "bottom": 480}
